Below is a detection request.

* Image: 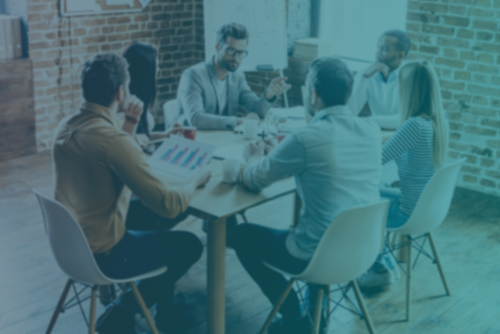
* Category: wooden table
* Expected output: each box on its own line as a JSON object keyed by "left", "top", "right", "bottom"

{"left": 155, "top": 121, "right": 395, "bottom": 334}
{"left": 185, "top": 130, "right": 300, "bottom": 334}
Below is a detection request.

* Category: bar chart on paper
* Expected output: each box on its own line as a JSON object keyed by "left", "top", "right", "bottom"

{"left": 149, "top": 136, "right": 215, "bottom": 183}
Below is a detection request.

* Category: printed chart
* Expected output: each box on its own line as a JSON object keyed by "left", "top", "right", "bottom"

{"left": 148, "top": 136, "right": 215, "bottom": 183}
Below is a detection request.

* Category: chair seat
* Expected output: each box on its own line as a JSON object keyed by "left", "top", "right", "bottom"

{"left": 100, "top": 266, "right": 168, "bottom": 285}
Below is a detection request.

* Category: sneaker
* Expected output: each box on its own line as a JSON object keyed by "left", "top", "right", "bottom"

{"left": 356, "top": 267, "right": 397, "bottom": 289}
{"left": 268, "top": 314, "right": 312, "bottom": 334}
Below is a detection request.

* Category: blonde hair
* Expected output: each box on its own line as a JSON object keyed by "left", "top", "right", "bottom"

{"left": 398, "top": 60, "right": 449, "bottom": 169}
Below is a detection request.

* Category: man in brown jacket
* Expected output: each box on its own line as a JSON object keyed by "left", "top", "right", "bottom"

{"left": 52, "top": 53, "right": 211, "bottom": 333}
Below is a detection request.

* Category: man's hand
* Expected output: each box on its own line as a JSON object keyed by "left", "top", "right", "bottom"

{"left": 237, "top": 112, "right": 260, "bottom": 125}
{"left": 243, "top": 140, "right": 265, "bottom": 166}
{"left": 123, "top": 95, "right": 144, "bottom": 123}
{"left": 166, "top": 123, "right": 184, "bottom": 138}
{"left": 193, "top": 168, "right": 212, "bottom": 188}
{"left": 363, "top": 63, "right": 390, "bottom": 79}
{"left": 263, "top": 137, "right": 277, "bottom": 155}
{"left": 265, "top": 77, "right": 291, "bottom": 101}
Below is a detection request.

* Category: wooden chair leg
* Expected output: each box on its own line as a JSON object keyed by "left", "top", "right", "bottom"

{"left": 46, "top": 279, "right": 73, "bottom": 334}
{"left": 406, "top": 236, "right": 413, "bottom": 322}
{"left": 88, "top": 287, "right": 97, "bottom": 334}
{"left": 352, "top": 280, "right": 376, "bottom": 334}
{"left": 259, "top": 278, "right": 296, "bottom": 334}
{"left": 427, "top": 232, "right": 450, "bottom": 296}
{"left": 311, "top": 287, "right": 324, "bottom": 334}
{"left": 326, "top": 285, "right": 330, "bottom": 319}
{"left": 130, "top": 282, "right": 159, "bottom": 334}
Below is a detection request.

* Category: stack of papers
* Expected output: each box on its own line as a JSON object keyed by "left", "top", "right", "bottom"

{"left": 293, "top": 38, "right": 333, "bottom": 62}
{"left": 270, "top": 106, "right": 306, "bottom": 120}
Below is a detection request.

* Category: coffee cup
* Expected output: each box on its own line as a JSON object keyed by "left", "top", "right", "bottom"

{"left": 183, "top": 127, "right": 197, "bottom": 140}
{"left": 243, "top": 119, "right": 259, "bottom": 140}
{"left": 222, "top": 159, "right": 241, "bottom": 184}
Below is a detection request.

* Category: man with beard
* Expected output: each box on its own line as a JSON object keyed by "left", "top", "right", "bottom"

{"left": 228, "top": 57, "right": 382, "bottom": 334}
{"left": 348, "top": 30, "right": 411, "bottom": 130}
{"left": 177, "top": 22, "right": 291, "bottom": 130}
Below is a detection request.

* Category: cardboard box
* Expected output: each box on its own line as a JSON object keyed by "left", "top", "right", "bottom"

{"left": 0, "top": 15, "right": 23, "bottom": 60}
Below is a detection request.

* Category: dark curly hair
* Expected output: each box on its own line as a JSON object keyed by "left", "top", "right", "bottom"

{"left": 80, "top": 53, "right": 129, "bottom": 107}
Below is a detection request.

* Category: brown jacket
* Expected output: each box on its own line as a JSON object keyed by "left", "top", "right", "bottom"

{"left": 52, "top": 102, "right": 189, "bottom": 254}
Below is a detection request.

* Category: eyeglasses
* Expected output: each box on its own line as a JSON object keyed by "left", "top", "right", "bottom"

{"left": 225, "top": 46, "right": 249, "bottom": 59}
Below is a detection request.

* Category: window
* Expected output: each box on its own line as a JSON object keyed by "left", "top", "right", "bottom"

{"left": 319, "top": 0, "right": 408, "bottom": 68}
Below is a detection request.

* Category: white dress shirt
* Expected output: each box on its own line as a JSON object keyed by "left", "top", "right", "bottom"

{"left": 243, "top": 105, "right": 382, "bottom": 261}
{"left": 348, "top": 66, "right": 402, "bottom": 130}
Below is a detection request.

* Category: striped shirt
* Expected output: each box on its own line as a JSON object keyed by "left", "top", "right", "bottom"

{"left": 382, "top": 117, "right": 435, "bottom": 216}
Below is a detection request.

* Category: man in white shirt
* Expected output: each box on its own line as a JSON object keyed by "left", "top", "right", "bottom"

{"left": 177, "top": 22, "right": 291, "bottom": 130}
{"left": 348, "top": 30, "right": 411, "bottom": 130}
{"left": 228, "top": 57, "right": 382, "bottom": 334}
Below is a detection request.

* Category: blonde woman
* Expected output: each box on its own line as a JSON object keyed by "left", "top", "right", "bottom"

{"left": 358, "top": 59, "right": 449, "bottom": 289}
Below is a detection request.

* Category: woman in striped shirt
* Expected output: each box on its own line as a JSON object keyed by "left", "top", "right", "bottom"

{"left": 358, "top": 59, "right": 449, "bottom": 289}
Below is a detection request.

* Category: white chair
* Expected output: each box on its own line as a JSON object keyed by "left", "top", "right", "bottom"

{"left": 34, "top": 191, "right": 167, "bottom": 334}
{"left": 386, "top": 158, "right": 466, "bottom": 322}
{"left": 163, "top": 99, "right": 182, "bottom": 129}
{"left": 259, "top": 201, "right": 390, "bottom": 334}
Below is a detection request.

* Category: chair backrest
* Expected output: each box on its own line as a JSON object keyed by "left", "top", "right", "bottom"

{"left": 298, "top": 201, "right": 389, "bottom": 285}
{"left": 163, "top": 99, "right": 181, "bottom": 129}
{"left": 389, "top": 158, "right": 466, "bottom": 235}
{"left": 34, "top": 191, "right": 112, "bottom": 286}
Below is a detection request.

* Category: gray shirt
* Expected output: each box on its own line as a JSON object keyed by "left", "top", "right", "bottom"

{"left": 177, "top": 60, "right": 275, "bottom": 130}
{"left": 243, "top": 106, "right": 382, "bottom": 261}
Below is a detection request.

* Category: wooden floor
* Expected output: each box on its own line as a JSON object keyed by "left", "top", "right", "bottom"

{"left": 1, "top": 151, "right": 500, "bottom": 334}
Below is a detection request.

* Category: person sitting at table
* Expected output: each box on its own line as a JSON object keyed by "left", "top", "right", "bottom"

{"left": 52, "top": 52, "right": 212, "bottom": 334}
{"left": 122, "top": 42, "right": 183, "bottom": 149}
{"left": 348, "top": 29, "right": 411, "bottom": 130}
{"left": 121, "top": 42, "right": 190, "bottom": 231}
{"left": 177, "top": 22, "right": 291, "bottom": 131}
{"left": 357, "top": 59, "right": 449, "bottom": 289}
{"left": 228, "top": 57, "right": 383, "bottom": 334}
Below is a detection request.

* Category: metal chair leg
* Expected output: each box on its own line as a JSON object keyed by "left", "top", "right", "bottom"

{"left": 406, "top": 236, "right": 413, "bottom": 322}
{"left": 130, "top": 282, "right": 159, "bottom": 334}
{"left": 311, "top": 288, "right": 324, "bottom": 334}
{"left": 46, "top": 279, "right": 73, "bottom": 334}
{"left": 428, "top": 232, "right": 450, "bottom": 296}
{"left": 259, "top": 279, "right": 296, "bottom": 334}
{"left": 352, "top": 280, "right": 376, "bottom": 334}
{"left": 88, "top": 287, "right": 97, "bottom": 334}
{"left": 240, "top": 212, "right": 248, "bottom": 223}
{"left": 326, "top": 285, "right": 330, "bottom": 319}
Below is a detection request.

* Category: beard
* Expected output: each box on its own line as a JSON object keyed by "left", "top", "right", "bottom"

{"left": 221, "top": 58, "right": 239, "bottom": 72}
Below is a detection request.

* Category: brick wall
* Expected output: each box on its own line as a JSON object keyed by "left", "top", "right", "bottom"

{"left": 27, "top": 0, "right": 199, "bottom": 150}
{"left": 406, "top": 0, "right": 500, "bottom": 196}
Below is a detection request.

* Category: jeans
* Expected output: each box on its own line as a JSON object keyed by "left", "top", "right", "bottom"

{"left": 126, "top": 199, "right": 190, "bottom": 231}
{"left": 371, "top": 187, "right": 411, "bottom": 272}
{"left": 228, "top": 223, "right": 309, "bottom": 320}
{"left": 94, "top": 230, "right": 203, "bottom": 325}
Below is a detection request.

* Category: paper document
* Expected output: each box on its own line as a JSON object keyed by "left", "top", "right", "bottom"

{"left": 214, "top": 144, "right": 246, "bottom": 163}
{"left": 66, "top": 0, "right": 95, "bottom": 12}
{"left": 148, "top": 136, "right": 215, "bottom": 182}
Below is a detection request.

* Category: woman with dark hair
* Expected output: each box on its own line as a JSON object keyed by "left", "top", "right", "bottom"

{"left": 121, "top": 42, "right": 183, "bottom": 147}
{"left": 120, "top": 42, "right": 186, "bottom": 231}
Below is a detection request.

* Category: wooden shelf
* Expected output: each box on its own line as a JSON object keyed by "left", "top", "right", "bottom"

{"left": 0, "top": 58, "right": 36, "bottom": 161}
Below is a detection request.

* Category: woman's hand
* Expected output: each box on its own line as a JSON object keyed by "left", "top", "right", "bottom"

{"left": 166, "top": 123, "right": 184, "bottom": 138}
{"left": 193, "top": 167, "right": 212, "bottom": 188}
{"left": 134, "top": 134, "right": 149, "bottom": 149}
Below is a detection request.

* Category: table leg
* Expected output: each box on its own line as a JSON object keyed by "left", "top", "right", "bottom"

{"left": 207, "top": 217, "right": 226, "bottom": 334}
{"left": 292, "top": 192, "right": 302, "bottom": 228}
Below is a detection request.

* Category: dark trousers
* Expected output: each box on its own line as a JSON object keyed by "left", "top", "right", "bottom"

{"left": 126, "top": 198, "right": 190, "bottom": 231}
{"left": 228, "top": 223, "right": 309, "bottom": 320}
{"left": 94, "top": 229, "right": 202, "bottom": 326}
